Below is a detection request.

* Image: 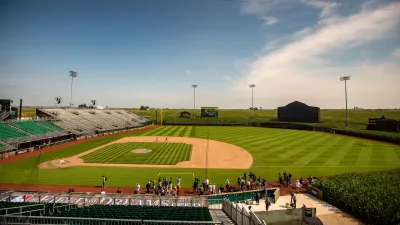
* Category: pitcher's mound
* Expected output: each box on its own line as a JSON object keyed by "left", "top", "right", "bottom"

{"left": 132, "top": 149, "right": 152, "bottom": 154}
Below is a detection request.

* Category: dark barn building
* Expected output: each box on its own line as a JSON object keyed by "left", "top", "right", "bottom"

{"left": 277, "top": 101, "right": 320, "bottom": 123}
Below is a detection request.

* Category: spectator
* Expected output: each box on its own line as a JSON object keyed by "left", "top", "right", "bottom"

{"left": 116, "top": 188, "right": 122, "bottom": 194}
{"left": 68, "top": 188, "right": 75, "bottom": 193}
{"left": 100, "top": 189, "right": 106, "bottom": 194}
{"left": 146, "top": 182, "right": 151, "bottom": 194}
{"left": 225, "top": 179, "right": 230, "bottom": 191}
{"left": 291, "top": 192, "right": 297, "bottom": 208}
{"left": 265, "top": 197, "right": 271, "bottom": 211}
{"left": 219, "top": 185, "right": 224, "bottom": 194}
{"left": 255, "top": 192, "right": 260, "bottom": 204}
{"left": 296, "top": 180, "right": 301, "bottom": 191}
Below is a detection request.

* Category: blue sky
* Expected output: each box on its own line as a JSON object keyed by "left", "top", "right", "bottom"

{"left": 1, "top": 0, "right": 399, "bottom": 109}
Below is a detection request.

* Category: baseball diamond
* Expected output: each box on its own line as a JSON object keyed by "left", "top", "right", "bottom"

{"left": 1, "top": 126, "right": 399, "bottom": 188}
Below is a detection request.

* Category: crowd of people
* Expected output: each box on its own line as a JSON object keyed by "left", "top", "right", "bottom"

{"left": 67, "top": 172, "right": 317, "bottom": 197}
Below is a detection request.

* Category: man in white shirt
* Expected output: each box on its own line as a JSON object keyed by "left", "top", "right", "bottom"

{"left": 205, "top": 178, "right": 209, "bottom": 188}
{"left": 100, "top": 189, "right": 106, "bottom": 194}
{"left": 177, "top": 177, "right": 181, "bottom": 186}
{"left": 137, "top": 183, "right": 140, "bottom": 193}
{"left": 212, "top": 183, "right": 216, "bottom": 194}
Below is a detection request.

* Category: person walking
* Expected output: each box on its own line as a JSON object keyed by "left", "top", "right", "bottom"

{"left": 291, "top": 192, "right": 297, "bottom": 208}
{"left": 102, "top": 175, "right": 107, "bottom": 188}
{"left": 255, "top": 192, "right": 260, "bottom": 204}
{"left": 265, "top": 197, "right": 271, "bottom": 211}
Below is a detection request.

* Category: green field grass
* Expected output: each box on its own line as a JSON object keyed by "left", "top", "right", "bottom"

{"left": 131, "top": 109, "right": 400, "bottom": 138}
{"left": 0, "top": 126, "right": 399, "bottom": 188}
{"left": 81, "top": 142, "right": 192, "bottom": 165}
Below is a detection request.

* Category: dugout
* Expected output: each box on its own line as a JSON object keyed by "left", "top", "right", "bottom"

{"left": 366, "top": 117, "right": 399, "bottom": 132}
{"left": 277, "top": 101, "right": 320, "bottom": 123}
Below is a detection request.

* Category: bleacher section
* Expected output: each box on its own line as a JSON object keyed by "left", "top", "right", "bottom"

{"left": 11, "top": 121, "right": 55, "bottom": 135}
{"left": 36, "top": 121, "right": 64, "bottom": 132}
{"left": 0, "top": 123, "right": 29, "bottom": 141}
{"left": 39, "top": 109, "right": 148, "bottom": 134}
{"left": 51, "top": 205, "right": 213, "bottom": 221}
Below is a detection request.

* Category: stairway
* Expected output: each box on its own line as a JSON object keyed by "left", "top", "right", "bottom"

{"left": 0, "top": 111, "right": 10, "bottom": 121}
{"left": 209, "top": 209, "right": 234, "bottom": 224}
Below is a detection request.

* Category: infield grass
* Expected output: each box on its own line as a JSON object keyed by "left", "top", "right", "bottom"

{"left": 0, "top": 126, "right": 399, "bottom": 188}
{"left": 81, "top": 142, "right": 192, "bottom": 165}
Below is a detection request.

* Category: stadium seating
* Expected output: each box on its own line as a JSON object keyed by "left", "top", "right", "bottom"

{"left": 0, "top": 123, "right": 29, "bottom": 141}
{"left": 0, "top": 142, "right": 5, "bottom": 149}
{"left": 36, "top": 121, "right": 64, "bottom": 132}
{"left": 39, "top": 108, "right": 146, "bottom": 134}
{"left": 11, "top": 121, "right": 55, "bottom": 135}
{"left": 52, "top": 205, "right": 213, "bottom": 221}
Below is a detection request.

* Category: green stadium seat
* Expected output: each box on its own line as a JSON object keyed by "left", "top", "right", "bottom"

{"left": 0, "top": 124, "right": 29, "bottom": 141}
{"left": 11, "top": 121, "right": 55, "bottom": 135}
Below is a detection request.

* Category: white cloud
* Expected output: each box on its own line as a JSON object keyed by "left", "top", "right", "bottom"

{"left": 232, "top": 2, "right": 400, "bottom": 109}
{"left": 393, "top": 48, "right": 400, "bottom": 59}
{"left": 185, "top": 69, "right": 192, "bottom": 75}
{"left": 264, "top": 16, "right": 278, "bottom": 25}
{"left": 301, "top": 0, "right": 341, "bottom": 19}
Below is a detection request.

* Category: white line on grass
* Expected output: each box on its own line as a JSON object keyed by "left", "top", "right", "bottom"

{"left": 157, "top": 173, "right": 194, "bottom": 177}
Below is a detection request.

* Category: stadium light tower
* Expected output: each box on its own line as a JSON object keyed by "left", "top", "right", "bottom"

{"left": 69, "top": 71, "right": 78, "bottom": 108}
{"left": 249, "top": 84, "right": 256, "bottom": 122}
{"left": 191, "top": 85, "right": 198, "bottom": 119}
{"left": 340, "top": 76, "right": 350, "bottom": 127}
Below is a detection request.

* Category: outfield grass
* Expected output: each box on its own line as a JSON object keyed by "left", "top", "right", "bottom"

{"left": 1, "top": 126, "right": 399, "bottom": 188}
{"left": 131, "top": 109, "right": 400, "bottom": 137}
{"left": 81, "top": 142, "right": 192, "bottom": 165}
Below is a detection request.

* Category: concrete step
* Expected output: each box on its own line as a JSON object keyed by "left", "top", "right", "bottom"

{"left": 209, "top": 209, "right": 234, "bottom": 224}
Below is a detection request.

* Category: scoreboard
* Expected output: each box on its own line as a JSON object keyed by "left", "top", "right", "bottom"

{"left": 201, "top": 107, "right": 219, "bottom": 118}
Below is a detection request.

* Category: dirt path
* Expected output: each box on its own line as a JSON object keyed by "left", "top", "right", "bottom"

{"left": 38, "top": 136, "right": 253, "bottom": 169}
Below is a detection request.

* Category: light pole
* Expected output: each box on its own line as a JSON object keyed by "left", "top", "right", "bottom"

{"left": 340, "top": 76, "right": 350, "bottom": 127}
{"left": 69, "top": 71, "right": 78, "bottom": 108}
{"left": 191, "top": 85, "right": 198, "bottom": 119}
{"left": 249, "top": 84, "right": 256, "bottom": 122}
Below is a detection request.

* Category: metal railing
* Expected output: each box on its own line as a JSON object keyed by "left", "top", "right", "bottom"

{"left": 0, "top": 203, "right": 45, "bottom": 216}
{"left": 0, "top": 215, "right": 222, "bottom": 225}
{"left": 222, "top": 198, "right": 265, "bottom": 225}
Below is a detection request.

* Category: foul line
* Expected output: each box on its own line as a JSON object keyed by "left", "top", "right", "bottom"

{"left": 157, "top": 173, "right": 194, "bottom": 177}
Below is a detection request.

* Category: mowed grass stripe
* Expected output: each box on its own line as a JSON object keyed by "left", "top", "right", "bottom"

{"left": 184, "top": 126, "right": 192, "bottom": 137}
{"left": 165, "top": 126, "right": 181, "bottom": 136}
{"left": 181, "top": 145, "right": 192, "bottom": 161}
{"left": 294, "top": 137, "right": 344, "bottom": 165}
{"left": 250, "top": 131, "right": 319, "bottom": 163}
{"left": 81, "top": 144, "right": 130, "bottom": 162}
{"left": 222, "top": 129, "right": 299, "bottom": 148}
{"left": 189, "top": 126, "right": 196, "bottom": 137}
{"left": 153, "top": 126, "right": 175, "bottom": 136}
{"left": 356, "top": 141, "right": 372, "bottom": 166}
{"left": 91, "top": 144, "right": 134, "bottom": 163}
{"left": 172, "top": 126, "right": 186, "bottom": 136}
{"left": 384, "top": 146, "right": 400, "bottom": 165}
{"left": 178, "top": 126, "right": 188, "bottom": 137}
{"left": 106, "top": 143, "right": 143, "bottom": 163}
{"left": 161, "top": 143, "right": 184, "bottom": 164}
{"left": 324, "top": 139, "right": 356, "bottom": 166}
{"left": 305, "top": 137, "right": 349, "bottom": 165}
{"left": 281, "top": 134, "right": 334, "bottom": 162}
{"left": 140, "top": 126, "right": 165, "bottom": 136}
{"left": 216, "top": 129, "right": 295, "bottom": 144}
{"left": 144, "top": 143, "right": 176, "bottom": 164}
{"left": 339, "top": 141, "right": 362, "bottom": 165}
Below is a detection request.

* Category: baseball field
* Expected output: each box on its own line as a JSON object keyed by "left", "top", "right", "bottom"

{"left": 0, "top": 125, "right": 399, "bottom": 189}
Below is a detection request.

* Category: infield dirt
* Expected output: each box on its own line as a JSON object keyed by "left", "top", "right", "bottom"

{"left": 38, "top": 136, "right": 253, "bottom": 169}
